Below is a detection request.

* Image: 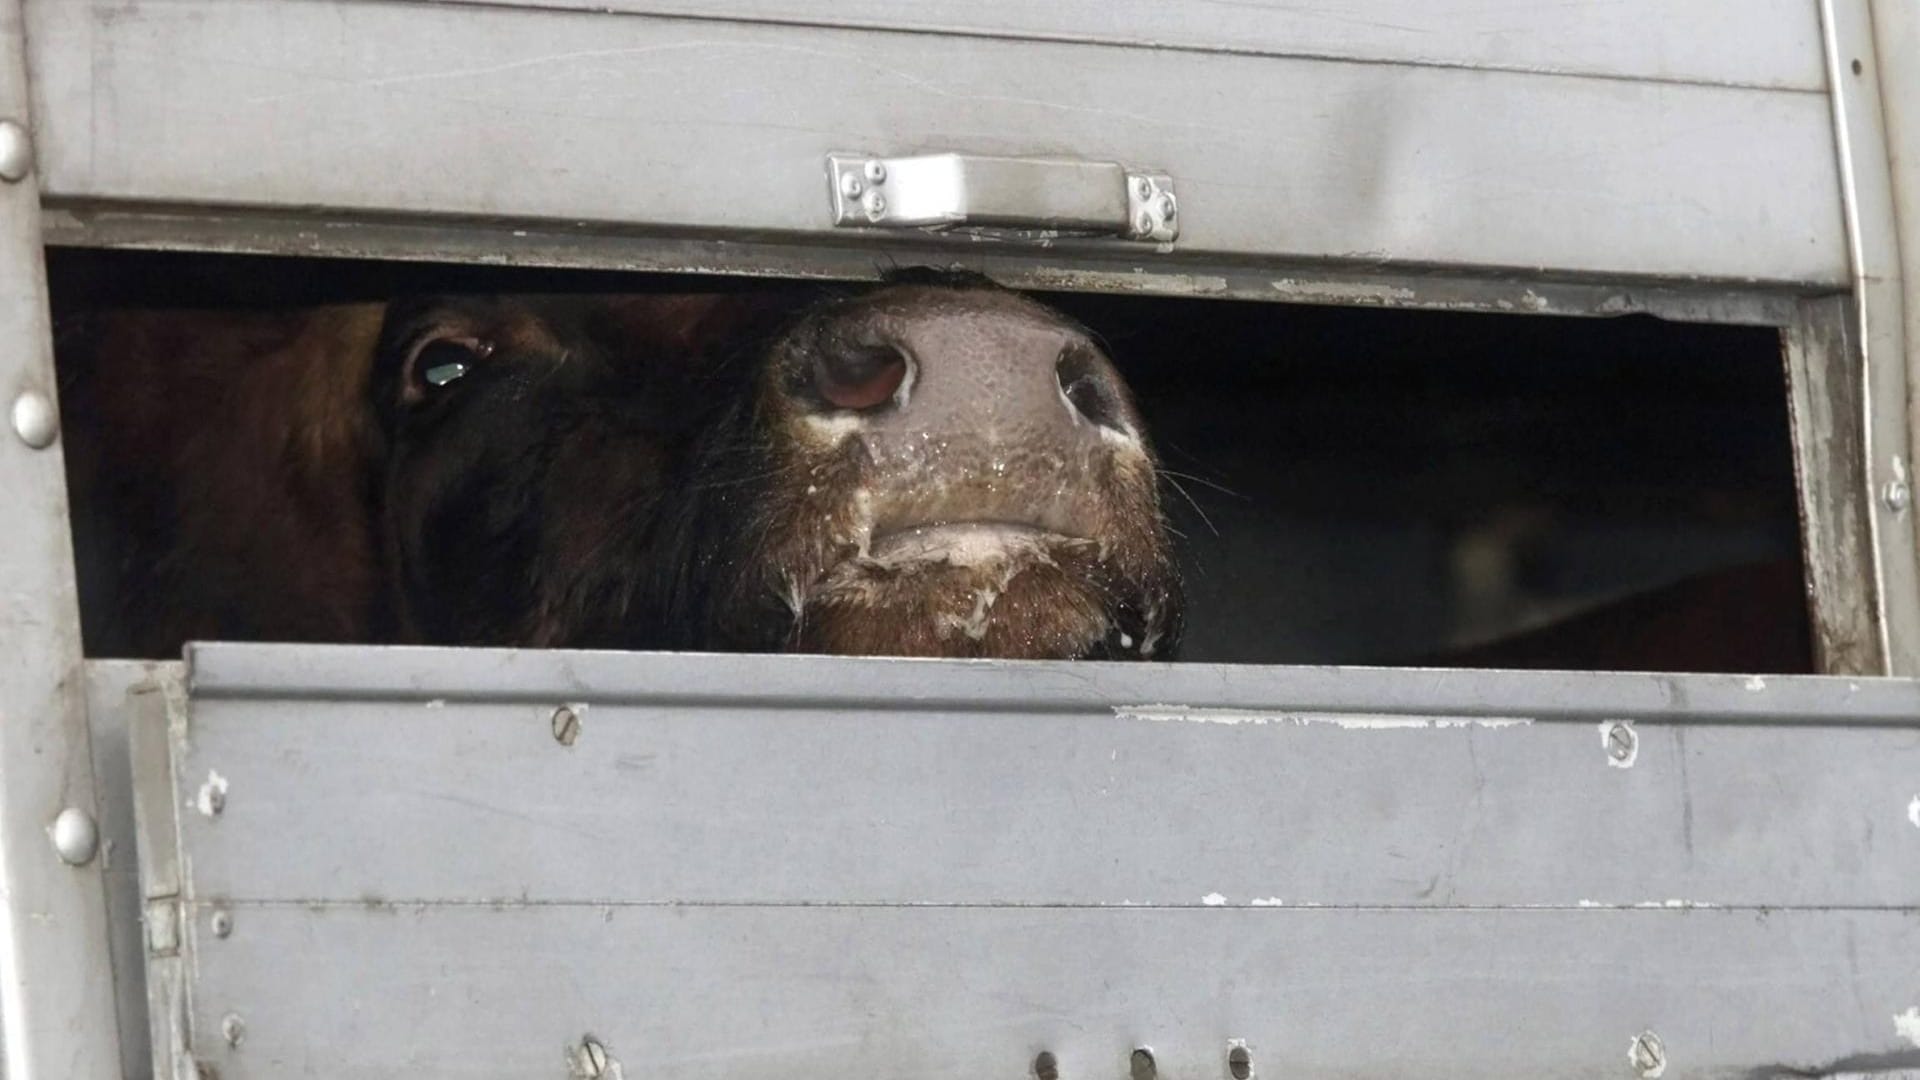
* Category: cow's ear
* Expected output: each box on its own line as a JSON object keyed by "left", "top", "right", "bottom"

{"left": 372, "top": 297, "right": 495, "bottom": 417}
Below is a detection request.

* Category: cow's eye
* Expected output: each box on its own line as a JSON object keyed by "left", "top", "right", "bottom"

{"left": 407, "top": 336, "right": 494, "bottom": 397}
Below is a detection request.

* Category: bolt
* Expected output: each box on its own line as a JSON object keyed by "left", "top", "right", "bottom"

{"left": 0, "top": 119, "right": 31, "bottom": 183}
{"left": 11, "top": 390, "right": 56, "bottom": 449}
{"left": 210, "top": 909, "right": 233, "bottom": 939}
{"left": 864, "top": 159, "right": 887, "bottom": 184}
{"left": 1885, "top": 480, "right": 1910, "bottom": 513}
{"left": 1605, "top": 722, "right": 1636, "bottom": 763}
{"left": 839, "top": 171, "right": 863, "bottom": 198}
{"left": 1629, "top": 1031, "right": 1666, "bottom": 1077}
{"left": 221, "top": 1013, "right": 246, "bottom": 1048}
{"left": 50, "top": 807, "right": 99, "bottom": 866}
{"left": 576, "top": 1036, "right": 610, "bottom": 1078}
{"left": 551, "top": 705, "right": 581, "bottom": 747}
{"left": 1135, "top": 177, "right": 1154, "bottom": 200}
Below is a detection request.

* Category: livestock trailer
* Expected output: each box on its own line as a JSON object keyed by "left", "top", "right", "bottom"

{"left": 4, "top": 2, "right": 1920, "bottom": 1078}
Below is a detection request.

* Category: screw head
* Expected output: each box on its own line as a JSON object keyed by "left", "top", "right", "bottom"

{"left": 574, "top": 1036, "right": 610, "bottom": 1078}
{"left": 839, "top": 171, "right": 864, "bottom": 198}
{"left": 1136, "top": 211, "right": 1156, "bottom": 235}
{"left": 221, "top": 1013, "right": 246, "bottom": 1048}
{"left": 210, "top": 909, "right": 234, "bottom": 938}
{"left": 1135, "top": 177, "right": 1154, "bottom": 200}
{"left": 864, "top": 192, "right": 887, "bottom": 220}
{"left": 864, "top": 159, "right": 887, "bottom": 184}
{"left": 1629, "top": 1030, "right": 1666, "bottom": 1077}
{"left": 11, "top": 390, "right": 56, "bottom": 449}
{"left": 1885, "top": 480, "right": 1911, "bottom": 513}
{"left": 1605, "top": 722, "right": 1637, "bottom": 763}
{"left": 1158, "top": 193, "right": 1177, "bottom": 221}
{"left": 551, "top": 705, "right": 581, "bottom": 747}
{"left": 0, "top": 119, "right": 31, "bottom": 183}
{"left": 50, "top": 807, "right": 99, "bottom": 866}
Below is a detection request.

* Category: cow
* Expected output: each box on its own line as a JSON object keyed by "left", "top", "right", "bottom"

{"left": 58, "top": 270, "right": 1184, "bottom": 662}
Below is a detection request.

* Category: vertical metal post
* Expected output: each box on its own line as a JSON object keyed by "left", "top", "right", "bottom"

{"left": 1820, "top": 0, "right": 1920, "bottom": 674}
{"left": 0, "top": 0, "right": 125, "bottom": 1076}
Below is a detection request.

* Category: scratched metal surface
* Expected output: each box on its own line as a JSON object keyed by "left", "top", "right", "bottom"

{"left": 26, "top": 0, "right": 1845, "bottom": 287}
{"left": 122, "top": 644, "right": 1920, "bottom": 1078}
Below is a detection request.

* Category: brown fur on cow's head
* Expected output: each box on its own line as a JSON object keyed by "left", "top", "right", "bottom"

{"left": 370, "top": 272, "right": 1182, "bottom": 659}
{"left": 64, "top": 271, "right": 1182, "bottom": 660}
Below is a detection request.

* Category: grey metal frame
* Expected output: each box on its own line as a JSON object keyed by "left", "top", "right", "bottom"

{"left": 1, "top": 2, "right": 1919, "bottom": 1078}
{"left": 0, "top": 0, "right": 125, "bottom": 1077}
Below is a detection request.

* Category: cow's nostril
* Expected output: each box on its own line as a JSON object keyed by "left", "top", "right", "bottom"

{"left": 813, "top": 343, "right": 910, "bottom": 411}
{"left": 1056, "top": 343, "right": 1123, "bottom": 431}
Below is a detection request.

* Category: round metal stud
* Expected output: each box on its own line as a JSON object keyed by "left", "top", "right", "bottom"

{"left": 221, "top": 1013, "right": 246, "bottom": 1048}
{"left": 1135, "top": 177, "right": 1154, "bottom": 200}
{"left": 1885, "top": 479, "right": 1911, "bottom": 514}
{"left": 51, "top": 807, "right": 99, "bottom": 866}
{"left": 211, "top": 909, "right": 234, "bottom": 939}
{"left": 839, "top": 172, "right": 864, "bottom": 198}
{"left": 1136, "top": 211, "right": 1155, "bottom": 235}
{"left": 865, "top": 192, "right": 887, "bottom": 220}
{"left": 1158, "top": 193, "right": 1177, "bottom": 221}
{"left": 863, "top": 159, "right": 887, "bottom": 184}
{"left": 0, "top": 119, "right": 31, "bottom": 183}
{"left": 11, "top": 390, "right": 56, "bottom": 449}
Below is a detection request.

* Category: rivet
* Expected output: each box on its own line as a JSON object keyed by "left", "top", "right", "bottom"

{"left": 1033, "top": 1050, "right": 1059, "bottom": 1080}
{"left": 1605, "top": 721, "right": 1637, "bottom": 764}
{"left": 1227, "top": 1042, "right": 1253, "bottom": 1080}
{"left": 864, "top": 159, "right": 886, "bottom": 184}
{"left": 1158, "top": 193, "right": 1177, "bottom": 221}
{"left": 1136, "top": 211, "right": 1155, "bottom": 235}
{"left": 1134, "top": 177, "right": 1154, "bottom": 200}
{"left": 839, "top": 171, "right": 863, "bottom": 198}
{"left": 51, "top": 807, "right": 99, "bottom": 866}
{"left": 865, "top": 192, "right": 887, "bottom": 220}
{"left": 1630, "top": 1031, "right": 1666, "bottom": 1077}
{"left": 11, "top": 390, "right": 56, "bottom": 449}
{"left": 210, "top": 909, "right": 234, "bottom": 939}
{"left": 551, "top": 705, "right": 581, "bottom": 747}
{"left": 1130, "top": 1048, "right": 1157, "bottom": 1080}
{"left": 0, "top": 119, "right": 31, "bottom": 183}
{"left": 1885, "top": 480, "right": 1910, "bottom": 513}
{"left": 221, "top": 1013, "right": 246, "bottom": 1048}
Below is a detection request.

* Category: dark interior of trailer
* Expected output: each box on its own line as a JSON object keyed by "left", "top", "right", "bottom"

{"left": 45, "top": 248, "right": 1807, "bottom": 671}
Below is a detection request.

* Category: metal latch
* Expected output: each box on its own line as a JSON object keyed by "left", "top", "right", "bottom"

{"left": 827, "top": 152, "right": 1177, "bottom": 242}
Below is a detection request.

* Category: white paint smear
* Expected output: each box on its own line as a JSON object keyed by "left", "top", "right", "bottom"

{"left": 193, "top": 770, "right": 228, "bottom": 818}
{"left": 1744, "top": 675, "right": 1767, "bottom": 692}
{"left": 1908, "top": 795, "right": 1920, "bottom": 829}
{"left": 1117, "top": 707, "right": 1530, "bottom": 729}
{"left": 1895, "top": 1005, "right": 1920, "bottom": 1048}
{"left": 1201, "top": 893, "right": 1228, "bottom": 907}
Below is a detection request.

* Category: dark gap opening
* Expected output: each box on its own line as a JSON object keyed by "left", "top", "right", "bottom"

{"left": 47, "top": 248, "right": 1808, "bottom": 671}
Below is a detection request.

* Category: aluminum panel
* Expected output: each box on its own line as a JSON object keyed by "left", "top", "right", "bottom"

{"left": 27, "top": 0, "right": 1847, "bottom": 286}
{"left": 172, "top": 645, "right": 1920, "bottom": 910}
{"left": 180, "top": 906, "right": 1920, "bottom": 1080}
{"left": 138, "top": 645, "right": 1920, "bottom": 1077}
{"left": 408, "top": 0, "right": 1830, "bottom": 91}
